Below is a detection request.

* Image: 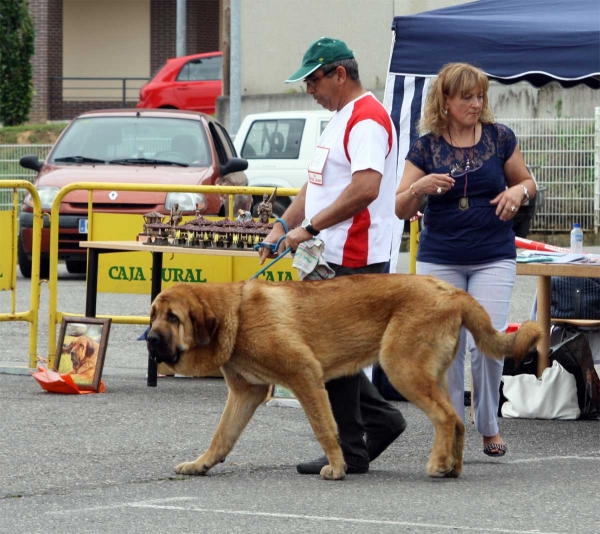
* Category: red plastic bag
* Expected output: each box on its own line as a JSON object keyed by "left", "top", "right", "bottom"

{"left": 30, "top": 357, "right": 105, "bottom": 394}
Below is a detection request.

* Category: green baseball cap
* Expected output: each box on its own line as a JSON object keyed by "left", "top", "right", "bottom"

{"left": 285, "top": 37, "right": 354, "bottom": 83}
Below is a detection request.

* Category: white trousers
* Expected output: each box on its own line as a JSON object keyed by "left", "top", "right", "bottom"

{"left": 416, "top": 259, "right": 516, "bottom": 437}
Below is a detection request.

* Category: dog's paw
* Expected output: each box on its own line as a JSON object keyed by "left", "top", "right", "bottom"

{"left": 175, "top": 461, "right": 210, "bottom": 476}
{"left": 427, "top": 457, "right": 458, "bottom": 478}
{"left": 320, "top": 464, "right": 346, "bottom": 481}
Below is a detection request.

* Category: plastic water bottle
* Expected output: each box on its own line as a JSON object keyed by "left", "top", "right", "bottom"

{"left": 570, "top": 223, "right": 583, "bottom": 254}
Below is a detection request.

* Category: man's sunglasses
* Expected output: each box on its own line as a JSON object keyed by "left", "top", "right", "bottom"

{"left": 304, "top": 66, "right": 338, "bottom": 88}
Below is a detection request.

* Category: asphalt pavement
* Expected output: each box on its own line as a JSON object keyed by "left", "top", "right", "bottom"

{"left": 1, "top": 250, "right": 599, "bottom": 534}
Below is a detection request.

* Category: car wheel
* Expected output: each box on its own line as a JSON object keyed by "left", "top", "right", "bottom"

{"left": 66, "top": 259, "right": 87, "bottom": 274}
{"left": 17, "top": 236, "right": 49, "bottom": 279}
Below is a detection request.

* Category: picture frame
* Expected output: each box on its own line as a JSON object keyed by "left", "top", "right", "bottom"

{"left": 265, "top": 384, "right": 300, "bottom": 408}
{"left": 54, "top": 317, "right": 112, "bottom": 392}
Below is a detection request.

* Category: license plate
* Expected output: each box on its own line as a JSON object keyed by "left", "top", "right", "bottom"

{"left": 78, "top": 219, "right": 88, "bottom": 234}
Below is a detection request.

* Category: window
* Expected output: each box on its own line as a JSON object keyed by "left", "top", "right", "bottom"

{"left": 177, "top": 55, "right": 223, "bottom": 82}
{"left": 215, "top": 123, "right": 238, "bottom": 158}
{"left": 51, "top": 116, "right": 211, "bottom": 166}
{"left": 241, "top": 119, "right": 305, "bottom": 160}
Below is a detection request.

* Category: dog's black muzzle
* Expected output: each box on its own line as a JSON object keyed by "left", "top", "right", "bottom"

{"left": 146, "top": 330, "right": 176, "bottom": 364}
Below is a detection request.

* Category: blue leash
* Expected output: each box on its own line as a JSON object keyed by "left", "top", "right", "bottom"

{"left": 251, "top": 218, "right": 292, "bottom": 279}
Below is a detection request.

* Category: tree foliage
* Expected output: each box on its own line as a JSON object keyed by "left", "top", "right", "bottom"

{"left": 0, "top": 0, "right": 35, "bottom": 126}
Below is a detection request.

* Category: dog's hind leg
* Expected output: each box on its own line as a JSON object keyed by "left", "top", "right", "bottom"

{"left": 175, "top": 373, "right": 269, "bottom": 476}
{"left": 288, "top": 375, "right": 346, "bottom": 481}
{"left": 385, "top": 362, "right": 464, "bottom": 477}
{"left": 380, "top": 326, "right": 464, "bottom": 478}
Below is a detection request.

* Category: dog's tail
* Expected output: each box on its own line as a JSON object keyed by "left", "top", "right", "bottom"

{"left": 458, "top": 292, "right": 542, "bottom": 365}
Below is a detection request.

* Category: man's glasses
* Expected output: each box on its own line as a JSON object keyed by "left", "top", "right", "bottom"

{"left": 449, "top": 159, "right": 483, "bottom": 178}
{"left": 304, "top": 66, "right": 338, "bottom": 88}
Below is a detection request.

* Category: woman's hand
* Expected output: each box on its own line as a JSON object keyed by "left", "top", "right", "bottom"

{"left": 490, "top": 186, "right": 526, "bottom": 221}
{"left": 396, "top": 161, "right": 456, "bottom": 220}
{"left": 410, "top": 173, "right": 456, "bottom": 197}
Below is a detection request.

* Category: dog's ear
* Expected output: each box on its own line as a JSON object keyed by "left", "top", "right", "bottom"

{"left": 190, "top": 303, "right": 219, "bottom": 346}
{"left": 85, "top": 339, "right": 96, "bottom": 357}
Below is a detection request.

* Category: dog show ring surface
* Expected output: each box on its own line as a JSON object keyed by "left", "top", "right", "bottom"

{"left": 80, "top": 240, "right": 296, "bottom": 387}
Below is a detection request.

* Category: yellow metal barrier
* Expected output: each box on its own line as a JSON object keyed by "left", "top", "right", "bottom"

{"left": 409, "top": 218, "right": 420, "bottom": 274}
{"left": 0, "top": 181, "right": 43, "bottom": 368}
{"left": 47, "top": 184, "right": 300, "bottom": 360}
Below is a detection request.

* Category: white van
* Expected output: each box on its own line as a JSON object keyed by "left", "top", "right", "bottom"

{"left": 233, "top": 110, "right": 333, "bottom": 216}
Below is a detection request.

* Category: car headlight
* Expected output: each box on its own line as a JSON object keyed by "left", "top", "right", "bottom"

{"left": 23, "top": 186, "right": 60, "bottom": 209}
{"left": 165, "top": 192, "right": 207, "bottom": 212}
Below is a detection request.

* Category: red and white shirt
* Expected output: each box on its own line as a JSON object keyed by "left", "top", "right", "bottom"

{"left": 305, "top": 92, "right": 398, "bottom": 267}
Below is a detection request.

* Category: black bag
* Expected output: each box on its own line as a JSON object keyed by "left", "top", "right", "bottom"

{"left": 549, "top": 333, "right": 600, "bottom": 419}
{"left": 372, "top": 365, "right": 408, "bottom": 402}
{"left": 498, "top": 349, "right": 538, "bottom": 417}
{"left": 551, "top": 277, "right": 600, "bottom": 319}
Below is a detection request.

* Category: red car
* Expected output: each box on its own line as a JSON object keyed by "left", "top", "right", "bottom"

{"left": 137, "top": 52, "right": 222, "bottom": 114}
{"left": 18, "top": 108, "right": 250, "bottom": 278}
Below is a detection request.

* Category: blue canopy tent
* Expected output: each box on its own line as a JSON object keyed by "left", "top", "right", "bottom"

{"left": 383, "top": 0, "right": 599, "bottom": 269}
{"left": 384, "top": 0, "right": 599, "bottom": 162}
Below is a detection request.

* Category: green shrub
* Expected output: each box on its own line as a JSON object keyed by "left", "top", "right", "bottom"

{"left": 0, "top": 0, "right": 35, "bottom": 126}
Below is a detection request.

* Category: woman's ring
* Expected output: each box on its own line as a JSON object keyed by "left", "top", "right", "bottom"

{"left": 510, "top": 205, "right": 516, "bottom": 212}
{"left": 436, "top": 186, "right": 442, "bottom": 194}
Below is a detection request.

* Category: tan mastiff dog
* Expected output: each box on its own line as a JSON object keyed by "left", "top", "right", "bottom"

{"left": 147, "top": 274, "right": 541, "bottom": 481}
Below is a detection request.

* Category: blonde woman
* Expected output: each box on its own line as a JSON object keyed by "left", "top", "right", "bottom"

{"left": 395, "top": 63, "right": 536, "bottom": 457}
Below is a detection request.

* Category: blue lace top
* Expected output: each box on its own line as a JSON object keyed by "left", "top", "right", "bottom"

{"left": 407, "top": 123, "right": 517, "bottom": 264}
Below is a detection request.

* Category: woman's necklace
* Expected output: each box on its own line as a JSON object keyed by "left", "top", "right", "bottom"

{"left": 448, "top": 125, "right": 476, "bottom": 211}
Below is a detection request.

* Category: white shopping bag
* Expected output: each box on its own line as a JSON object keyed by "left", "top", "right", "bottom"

{"left": 501, "top": 360, "right": 580, "bottom": 420}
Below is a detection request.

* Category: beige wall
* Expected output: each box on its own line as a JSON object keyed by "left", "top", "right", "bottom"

{"left": 63, "top": 0, "right": 150, "bottom": 100}
{"left": 240, "top": 0, "right": 466, "bottom": 95}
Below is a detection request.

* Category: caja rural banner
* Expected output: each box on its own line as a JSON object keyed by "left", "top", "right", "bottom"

{"left": 0, "top": 211, "right": 14, "bottom": 290}
{"left": 91, "top": 213, "right": 297, "bottom": 294}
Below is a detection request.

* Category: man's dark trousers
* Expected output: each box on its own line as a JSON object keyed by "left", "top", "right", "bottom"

{"left": 325, "top": 261, "right": 406, "bottom": 469}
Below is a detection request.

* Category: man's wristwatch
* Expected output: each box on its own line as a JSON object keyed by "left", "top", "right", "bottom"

{"left": 521, "top": 184, "right": 530, "bottom": 203}
{"left": 301, "top": 218, "right": 320, "bottom": 236}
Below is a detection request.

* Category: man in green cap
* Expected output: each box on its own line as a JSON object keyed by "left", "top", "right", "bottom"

{"left": 258, "top": 37, "right": 407, "bottom": 476}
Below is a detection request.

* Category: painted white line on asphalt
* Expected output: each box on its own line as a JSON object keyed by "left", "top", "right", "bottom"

{"left": 46, "top": 495, "right": 574, "bottom": 533}
{"left": 47, "top": 497, "right": 569, "bottom": 533}
{"left": 505, "top": 455, "right": 600, "bottom": 464}
{"left": 48, "top": 496, "right": 195, "bottom": 515}
{"left": 124, "top": 502, "right": 566, "bottom": 534}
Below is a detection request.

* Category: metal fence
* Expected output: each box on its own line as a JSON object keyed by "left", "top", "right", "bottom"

{"left": 502, "top": 117, "right": 596, "bottom": 232}
{"left": 50, "top": 76, "right": 149, "bottom": 120}
{"left": 0, "top": 145, "right": 50, "bottom": 210}
{"left": 1, "top": 115, "right": 598, "bottom": 231}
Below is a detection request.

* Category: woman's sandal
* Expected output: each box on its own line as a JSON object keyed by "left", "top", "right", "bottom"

{"left": 483, "top": 443, "right": 507, "bottom": 457}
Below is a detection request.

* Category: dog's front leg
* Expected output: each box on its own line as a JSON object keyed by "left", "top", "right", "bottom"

{"left": 175, "top": 377, "right": 269, "bottom": 476}
{"left": 292, "top": 381, "right": 346, "bottom": 481}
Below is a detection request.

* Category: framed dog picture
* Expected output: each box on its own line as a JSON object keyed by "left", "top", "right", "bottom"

{"left": 265, "top": 384, "right": 300, "bottom": 408}
{"left": 54, "top": 317, "right": 111, "bottom": 392}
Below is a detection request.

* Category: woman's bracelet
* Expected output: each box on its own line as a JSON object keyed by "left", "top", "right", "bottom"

{"left": 410, "top": 183, "right": 423, "bottom": 199}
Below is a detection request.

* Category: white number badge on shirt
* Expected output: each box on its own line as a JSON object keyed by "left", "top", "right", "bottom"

{"left": 307, "top": 146, "right": 329, "bottom": 185}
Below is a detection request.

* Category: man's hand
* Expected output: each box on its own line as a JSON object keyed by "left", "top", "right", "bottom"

{"left": 257, "top": 224, "right": 287, "bottom": 265}
{"left": 285, "top": 226, "right": 314, "bottom": 252}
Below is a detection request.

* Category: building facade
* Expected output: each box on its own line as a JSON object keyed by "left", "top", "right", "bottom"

{"left": 28, "top": 0, "right": 221, "bottom": 122}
